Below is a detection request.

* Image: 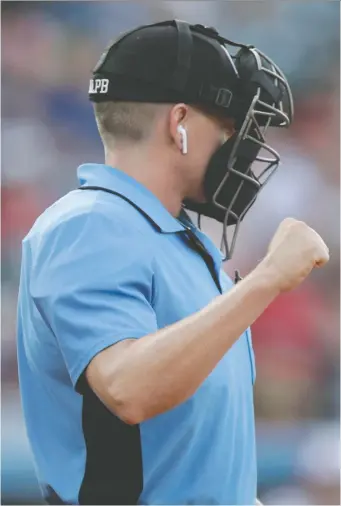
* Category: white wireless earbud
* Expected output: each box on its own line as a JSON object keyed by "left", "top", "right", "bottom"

{"left": 177, "top": 125, "right": 188, "bottom": 155}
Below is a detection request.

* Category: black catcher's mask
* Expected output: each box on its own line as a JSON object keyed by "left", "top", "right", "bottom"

{"left": 89, "top": 20, "right": 294, "bottom": 259}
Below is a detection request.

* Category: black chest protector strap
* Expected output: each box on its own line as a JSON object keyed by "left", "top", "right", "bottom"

{"left": 79, "top": 185, "right": 160, "bottom": 230}
{"left": 78, "top": 185, "right": 222, "bottom": 293}
{"left": 182, "top": 228, "right": 222, "bottom": 293}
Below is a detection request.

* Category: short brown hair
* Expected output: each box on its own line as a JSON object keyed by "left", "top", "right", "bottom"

{"left": 93, "top": 101, "right": 161, "bottom": 145}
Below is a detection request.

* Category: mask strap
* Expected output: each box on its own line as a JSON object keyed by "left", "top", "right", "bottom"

{"left": 171, "top": 20, "right": 193, "bottom": 92}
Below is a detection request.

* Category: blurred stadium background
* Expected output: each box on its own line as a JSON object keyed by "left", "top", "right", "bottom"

{"left": 1, "top": 1, "right": 340, "bottom": 504}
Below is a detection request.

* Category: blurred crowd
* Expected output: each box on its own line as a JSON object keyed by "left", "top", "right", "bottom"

{"left": 1, "top": 2, "right": 340, "bottom": 505}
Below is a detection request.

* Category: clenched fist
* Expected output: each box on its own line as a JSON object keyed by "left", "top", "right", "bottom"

{"left": 263, "top": 218, "right": 329, "bottom": 292}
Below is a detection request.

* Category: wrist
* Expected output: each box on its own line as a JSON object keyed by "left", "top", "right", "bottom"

{"left": 254, "top": 255, "right": 283, "bottom": 296}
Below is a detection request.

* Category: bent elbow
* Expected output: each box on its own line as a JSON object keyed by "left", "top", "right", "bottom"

{"left": 108, "top": 387, "right": 145, "bottom": 426}
{"left": 116, "top": 404, "right": 143, "bottom": 426}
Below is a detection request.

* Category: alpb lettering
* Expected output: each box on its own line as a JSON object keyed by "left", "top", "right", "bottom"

{"left": 89, "top": 79, "right": 109, "bottom": 94}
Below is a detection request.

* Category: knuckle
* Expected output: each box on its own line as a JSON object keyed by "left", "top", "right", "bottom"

{"left": 281, "top": 217, "right": 295, "bottom": 229}
{"left": 295, "top": 220, "right": 307, "bottom": 230}
{"left": 290, "top": 219, "right": 306, "bottom": 232}
{"left": 284, "top": 217, "right": 298, "bottom": 227}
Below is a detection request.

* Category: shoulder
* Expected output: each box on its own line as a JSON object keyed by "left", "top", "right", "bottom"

{"left": 26, "top": 189, "right": 150, "bottom": 242}
{"left": 24, "top": 190, "right": 155, "bottom": 283}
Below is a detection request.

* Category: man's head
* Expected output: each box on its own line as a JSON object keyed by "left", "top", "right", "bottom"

{"left": 89, "top": 20, "right": 293, "bottom": 258}
{"left": 94, "top": 100, "right": 235, "bottom": 201}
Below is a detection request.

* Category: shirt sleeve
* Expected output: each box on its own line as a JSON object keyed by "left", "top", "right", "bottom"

{"left": 31, "top": 208, "right": 158, "bottom": 389}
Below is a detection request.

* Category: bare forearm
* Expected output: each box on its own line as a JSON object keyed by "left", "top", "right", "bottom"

{"left": 90, "top": 260, "right": 279, "bottom": 423}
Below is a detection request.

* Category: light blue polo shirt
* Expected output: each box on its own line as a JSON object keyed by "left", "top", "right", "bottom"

{"left": 17, "top": 163, "right": 257, "bottom": 505}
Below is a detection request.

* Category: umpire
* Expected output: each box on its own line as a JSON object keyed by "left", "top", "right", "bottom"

{"left": 17, "top": 20, "right": 329, "bottom": 505}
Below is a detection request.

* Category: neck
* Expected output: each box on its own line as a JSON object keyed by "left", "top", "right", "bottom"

{"left": 105, "top": 142, "right": 184, "bottom": 217}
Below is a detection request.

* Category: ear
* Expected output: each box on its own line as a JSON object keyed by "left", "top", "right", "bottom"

{"left": 169, "top": 103, "right": 189, "bottom": 152}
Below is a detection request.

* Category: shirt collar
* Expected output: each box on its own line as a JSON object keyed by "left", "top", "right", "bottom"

{"left": 77, "top": 163, "right": 186, "bottom": 234}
